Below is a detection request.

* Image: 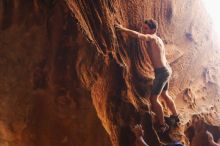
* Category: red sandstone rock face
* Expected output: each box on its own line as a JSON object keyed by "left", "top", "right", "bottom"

{"left": 1, "top": 0, "right": 220, "bottom": 146}
{"left": 0, "top": 1, "right": 110, "bottom": 146}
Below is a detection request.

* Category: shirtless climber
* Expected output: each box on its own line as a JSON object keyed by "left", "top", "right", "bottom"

{"left": 115, "top": 19, "right": 179, "bottom": 132}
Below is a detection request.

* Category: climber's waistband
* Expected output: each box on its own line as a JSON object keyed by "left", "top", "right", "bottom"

{"left": 154, "top": 66, "right": 172, "bottom": 75}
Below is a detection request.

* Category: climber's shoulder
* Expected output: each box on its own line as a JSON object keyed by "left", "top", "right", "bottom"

{"left": 138, "top": 33, "right": 155, "bottom": 41}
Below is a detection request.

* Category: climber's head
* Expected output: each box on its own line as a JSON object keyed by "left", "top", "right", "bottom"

{"left": 143, "top": 19, "right": 158, "bottom": 34}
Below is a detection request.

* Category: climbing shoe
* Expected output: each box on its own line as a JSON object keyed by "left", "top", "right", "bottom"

{"left": 169, "top": 115, "right": 180, "bottom": 126}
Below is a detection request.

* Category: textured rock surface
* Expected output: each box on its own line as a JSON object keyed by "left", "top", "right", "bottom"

{"left": 1, "top": 0, "right": 220, "bottom": 146}
{"left": 0, "top": 1, "right": 111, "bottom": 146}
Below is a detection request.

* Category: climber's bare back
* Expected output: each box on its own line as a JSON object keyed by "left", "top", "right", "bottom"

{"left": 145, "top": 35, "right": 168, "bottom": 69}
{"left": 114, "top": 22, "right": 168, "bottom": 69}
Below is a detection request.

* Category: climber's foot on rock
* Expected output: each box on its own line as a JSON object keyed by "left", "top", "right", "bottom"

{"left": 164, "top": 115, "right": 180, "bottom": 127}
{"left": 169, "top": 115, "right": 180, "bottom": 126}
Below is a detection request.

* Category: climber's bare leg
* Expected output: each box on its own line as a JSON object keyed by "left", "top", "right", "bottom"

{"left": 161, "top": 90, "right": 178, "bottom": 116}
{"left": 150, "top": 94, "right": 165, "bottom": 125}
{"left": 150, "top": 67, "right": 171, "bottom": 131}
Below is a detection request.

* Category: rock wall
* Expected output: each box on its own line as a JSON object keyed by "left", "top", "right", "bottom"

{"left": 0, "top": 0, "right": 220, "bottom": 146}
{"left": 0, "top": 1, "right": 111, "bottom": 146}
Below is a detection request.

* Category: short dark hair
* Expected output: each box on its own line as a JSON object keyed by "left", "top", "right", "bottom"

{"left": 144, "top": 19, "right": 158, "bottom": 30}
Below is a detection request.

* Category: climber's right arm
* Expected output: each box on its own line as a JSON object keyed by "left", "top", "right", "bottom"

{"left": 115, "top": 25, "right": 140, "bottom": 38}
{"left": 115, "top": 24, "right": 153, "bottom": 41}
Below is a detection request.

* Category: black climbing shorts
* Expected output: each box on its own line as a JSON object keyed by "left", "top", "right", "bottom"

{"left": 151, "top": 66, "right": 172, "bottom": 95}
